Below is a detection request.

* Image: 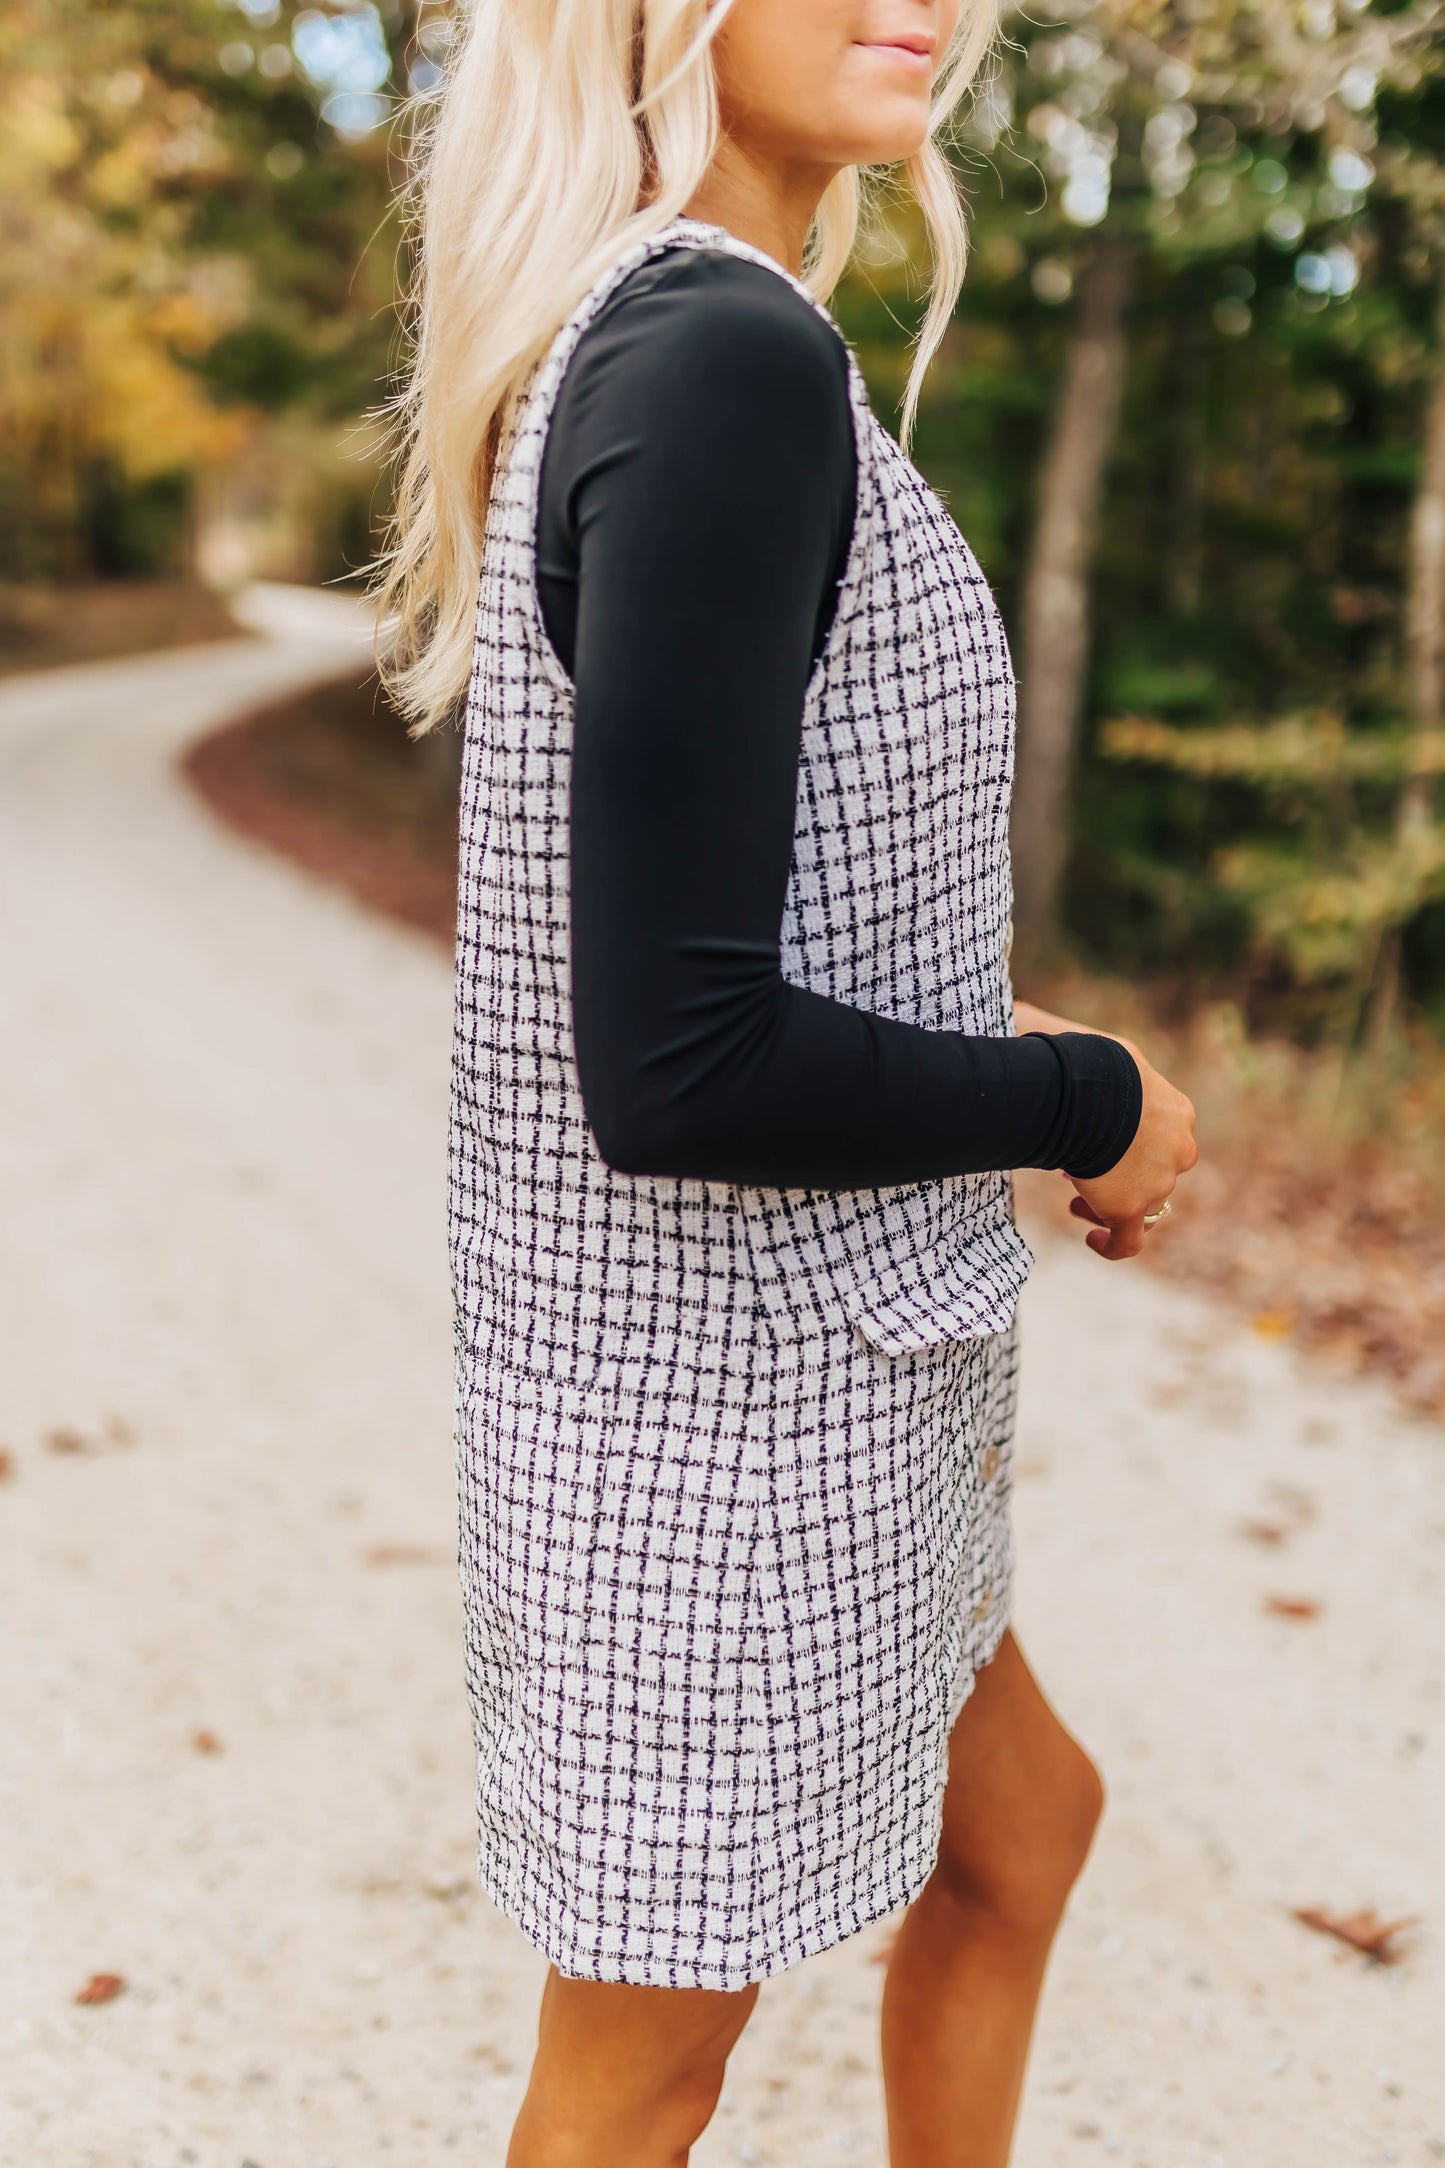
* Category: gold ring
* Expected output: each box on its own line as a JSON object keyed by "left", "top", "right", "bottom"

{"left": 1143, "top": 1200, "right": 1173, "bottom": 1229}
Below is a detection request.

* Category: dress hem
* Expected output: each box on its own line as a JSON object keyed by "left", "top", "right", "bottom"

{"left": 471, "top": 1595, "right": 1013, "bottom": 1993}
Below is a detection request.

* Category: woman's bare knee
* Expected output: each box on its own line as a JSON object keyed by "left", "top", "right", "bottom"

{"left": 923, "top": 1637, "right": 1106, "bottom": 1944}
{"left": 933, "top": 1735, "right": 1104, "bottom": 1941}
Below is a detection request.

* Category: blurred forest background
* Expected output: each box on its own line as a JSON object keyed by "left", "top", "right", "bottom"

{"left": 6, "top": 0, "right": 1445, "bottom": 1400}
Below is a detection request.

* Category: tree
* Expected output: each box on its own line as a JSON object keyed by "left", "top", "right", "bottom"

{"left": 1365, "top": 79, "right": 1445, "bottom": 1042}
{"left": 1010, "top": 224, "right": 1134, "bottom": 956}
{"left": 994, "top": 0, "right": 1442, "bottom": 955}
{"left": 0, "top": 0, "right": 407, "bottom": 584}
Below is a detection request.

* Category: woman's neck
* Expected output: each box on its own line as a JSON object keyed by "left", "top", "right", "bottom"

{"left": 684, "top": 139, "right": 834, "bottom": 277}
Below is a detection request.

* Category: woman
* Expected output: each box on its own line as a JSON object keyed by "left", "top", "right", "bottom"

{"left": 379, "top": 2, "right": 1199, "bottom": 2162}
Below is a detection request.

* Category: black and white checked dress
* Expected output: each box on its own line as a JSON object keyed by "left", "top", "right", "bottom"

{"left": 450, "top": 217, "right": 1032, "bottom": 1991}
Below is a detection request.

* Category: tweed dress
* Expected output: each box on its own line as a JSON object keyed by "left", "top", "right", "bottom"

{"left": 450, "top": 217, "right": 1033, "bottom": 1992}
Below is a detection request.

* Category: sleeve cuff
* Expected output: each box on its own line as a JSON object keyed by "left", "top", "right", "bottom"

{"left": 1020, "top": 1030, "right": 1143, "bottom": 1180}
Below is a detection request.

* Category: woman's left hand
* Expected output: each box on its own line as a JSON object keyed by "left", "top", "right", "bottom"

{"left": 1013, "top": 998, "right": 1197, "bottom": 1261}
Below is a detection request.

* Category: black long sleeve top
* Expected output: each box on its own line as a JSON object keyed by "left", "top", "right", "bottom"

{"left": 536, "top": 246, "right": 1141, "bottom": 1190}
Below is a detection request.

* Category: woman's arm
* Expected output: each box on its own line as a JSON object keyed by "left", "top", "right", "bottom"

{"left": 543, "top": 249, "right": 1143, "bottom": 1190}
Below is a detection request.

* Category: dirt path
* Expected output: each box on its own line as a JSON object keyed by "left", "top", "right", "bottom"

{"left": 1, "top": 607, "right": 1441, "bottom": 2168}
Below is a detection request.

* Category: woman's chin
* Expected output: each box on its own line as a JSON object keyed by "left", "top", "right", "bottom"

{"left": 820, "top": 119, "right": 932, "bottom": 168}
{"left": 833, "top": 94, "right": 936, "bottom": 168}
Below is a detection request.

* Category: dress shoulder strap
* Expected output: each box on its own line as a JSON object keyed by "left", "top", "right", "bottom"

{"left": 506, "top": 213, "right": 868, "bottom": 493}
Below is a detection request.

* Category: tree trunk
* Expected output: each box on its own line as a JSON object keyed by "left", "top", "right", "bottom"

{"left": 1365, "top": 272, "right": 1445, "bottom": 1053}
{"left": 1401, "top": 278, "right": 1445, "bottom": 817}
{"left": 1010, "top": 232, "right": 1134, "bottom": 958}
{"left": 1163, "top": 321, "right": 1207, "bottom": 621}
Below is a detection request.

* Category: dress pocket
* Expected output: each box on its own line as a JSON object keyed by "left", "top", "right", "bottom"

{"left": 841, "top": 1217, "right": 1033, "bottom": 1357}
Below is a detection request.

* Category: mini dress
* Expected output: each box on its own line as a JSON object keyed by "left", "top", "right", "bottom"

{"left": 452, "top": 217, "right": 1075, "bottom": 1990}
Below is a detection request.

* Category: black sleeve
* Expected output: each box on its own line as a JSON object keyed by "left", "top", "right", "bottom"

{"left": 539, "top": 248, "right": 1142, "bottom": 1190}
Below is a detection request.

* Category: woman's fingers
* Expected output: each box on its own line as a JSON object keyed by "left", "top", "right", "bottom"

{"left": 1070, "top": 1169, "right": 1181, "bottom": 1226}
{"left": 1073, "top": 1190, "right": 1149, "bottom": 1259}
{"left": 1086, "top": 1212, "right": 1146, "bottom": 1260}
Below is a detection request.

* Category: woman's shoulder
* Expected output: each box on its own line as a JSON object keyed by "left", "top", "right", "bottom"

{"left": 565, "top": 241, "right": 853, "bottom": 428}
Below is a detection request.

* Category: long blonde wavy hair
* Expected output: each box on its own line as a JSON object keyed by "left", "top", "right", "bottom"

{"left": 375, "top": 0, "right": 1002, "bottom": 733}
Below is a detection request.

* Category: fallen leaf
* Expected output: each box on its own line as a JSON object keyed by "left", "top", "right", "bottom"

{"left": 44, "top": 1427, "right": 90, "bottom": 1456}
{"left": 1264, "top": 1595, "right": 1322, "bottom": 1620}
{"left": 0, "top": 1448, "right": 14, "bottom": 1481}
{"left": 74, "top": 1973, "right": 125, "bottom": 2006}
{"left": 192, "top": 1730, "right": 222, "bottom": 1755}
{"left": 361, "top": 1543, "right": 450, "bottom": 1567}
{"left": 1252, "top": 1310, "right": 1295, "bottom": 1340}
{"left": 1292, "top": 1907, "right": 1416, "bottom": 1966}
{"left": 1238, "top": 1518, "right": 1289, "bottom": 1546}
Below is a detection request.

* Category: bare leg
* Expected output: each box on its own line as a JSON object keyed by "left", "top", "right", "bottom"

{"left": 880, "top": 1630, "right": 1105, "bottom": 2168}
{"left": 505, "top": 1969, "right": 759, "bottom": 2168}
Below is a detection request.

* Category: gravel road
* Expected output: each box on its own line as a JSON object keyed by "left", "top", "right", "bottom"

{"left": 2, "top": 603, "right": 1441, "bottom": 2168}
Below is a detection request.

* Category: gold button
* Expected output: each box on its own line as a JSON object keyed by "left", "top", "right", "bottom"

{"left": 981, "top": 1444, "right": 1000, "bottom": 1483}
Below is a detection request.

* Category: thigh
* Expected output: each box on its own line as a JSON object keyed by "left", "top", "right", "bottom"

{"left": 934, "top": 1631, "right": 1104, "bottom": 1910}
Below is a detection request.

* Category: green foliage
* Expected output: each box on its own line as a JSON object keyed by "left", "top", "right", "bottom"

{"left": 1101, "top": 712, "right": 1445, "bottom": 787}
{"left": 0, "top": 0, "right": 405, "bottom": 580}
{"left": 194, "top": 322, "right": 318, "bottom": 409}
{"left": 1215, "top": 828, "right": 1445, "bottom": 988}
{"left": 1099, "top": 711, "right": 1445, "bottom": 1024}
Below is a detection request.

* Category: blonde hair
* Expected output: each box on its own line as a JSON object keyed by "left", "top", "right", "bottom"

{"left": 376, "top": 0, "right": 1001, "bottom": 732}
